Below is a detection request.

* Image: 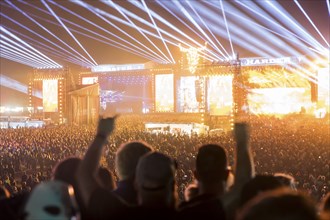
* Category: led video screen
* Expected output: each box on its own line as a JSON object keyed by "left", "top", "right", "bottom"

{"left": 99, "top": 76, "right": 151, "bottom": 114}
{"left": 155, "top": 74, "right": 174, "bottom": 112}
{"left": 248, "top": 88, "right": 311, "bottom": 114}
{"left": 178, "top": 76, "right": 200, "bottom": 113}
{"left": 207, "top": 75, "right": 233, "bottom": 115}
{"left": 42, "top": 79, "right": 58, "bottom": 112}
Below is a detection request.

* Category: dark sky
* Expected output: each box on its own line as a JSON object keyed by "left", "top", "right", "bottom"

{"left": 0, "top": 0, "right": 329, "bottom": 106}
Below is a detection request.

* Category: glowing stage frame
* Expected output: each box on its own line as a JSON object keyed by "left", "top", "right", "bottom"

{"left": 28, "top": 67, "right": 68, "bottom": 124}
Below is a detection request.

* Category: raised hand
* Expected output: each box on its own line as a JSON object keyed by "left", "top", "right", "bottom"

{"left": 97, "top": 115, "right": 118, "bottom": 138}
{"left": 234, "top": 123, "right": 249, "bottom": 145}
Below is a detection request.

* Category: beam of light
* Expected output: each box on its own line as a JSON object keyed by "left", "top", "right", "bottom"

{"left": 141, "top": 0, "right": 175, "bottom": 63}
{"left": 42, "top": 0, "right": 98, "bottom": 66}
{"left": 1, "top": 52, "right": 43, "bottom": 68}
{"left": 308, "top": 47, "right": 328, "bottom": 56}
{"left": 164, "top": 1, "right": 275, "bottom": 58}
{"left": 327, "top": 0, "right": 330, "bottom": 16}
{"left": 156, "top": 2, "right": 209, "bottom": 47}
{"left": 72, "top": 0, "right": 221, "bottom": 62}
{"left": 6, "top": 27, "right": 97, "bottom": 66}
{"left": 223, "top": 1, "right": 303, "bottom": 57}
{"left": 172, "top": 0, "right": 227, "bottom": 59}
{"left": 4, "top": 0, "right": 95, "bottom": 67}
{"left": 219, "top": 0, "right": 235, "bottom": 58}
{"left": 8, "top": 24, "right": 165, "bottom": 66}
{"left": 104, "top": 0, "right": 173, "bottom": 64}
{"left": 0, "top": 26, "right": 62, "bottom": 67}
{"left": 0, "top": 46, "right": 54, "bottom": 67}
{"left": 216, "top": 1, "right": 304, "bottom": 57}
{"left": 233, "top": 0, "right": 322, "bottom": 52}
{"left": 0, "top": 41, "right": 64, "bottom": 68}
{"left": 187, "top": 2, "right": 281, "bottom": 58}
{"left": 0, "top": 37, "right": 58, "bottom": 67}
{"left": 73, "top": 2, "right": 168, "bottom": 63}
{"left": 0, "top": 39, "right": 58, "bottom": 67}
{"left": 287, "top": 65, "right": 318, "bottom": 85}
{"left": 0, "top": 13, "right": 93, "bottom": 67}
{"left": 185, "top": 0, "right": 230, "bottom": 58}
{"left": 161, "top": 0, "right": 303, "bottom": 60}
{"left": 5, "top": 0, "right": 111, "bottom": 65}
{"left": 294, "top": 0, "right": 329, "bottom": 47}
{"left": 218, "top": 1, "right": 327, "bottom": 66}
{"left": 208, "top": 1, "right": 318, "bottom": 57}
{"left": 38, "top": 16, "right": 166, "bottom": 64}
{"left": 239, "top": 0, "right": 317, "bottom": 51}
{"left": 263, "top": 0, "right": 325, "bottom": 51}
{"left": 142, "top": 1, "right": 223, "bottom": 61}
{"left": 22, "top": 4, "right": 166, "bottom": 64}
{"left": 0, "top": 32, "right": 62, "bottom": 67}
{"left": 0, "top": 74, "right": 42, "bottom": 98}
{"left": 159, "top": 2, "right": 226, "bottom": 61}
{"left": 64, "top": 0, "right": 169, "bottom": 63}
{"left": 1, "top": 51, "right": 51, "bottom": 68}
{"left": 103, "top": 0, "right": 220, "bottom": 60}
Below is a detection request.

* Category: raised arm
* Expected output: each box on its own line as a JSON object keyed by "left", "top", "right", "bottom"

{"left": 222, "top": 123, "right": 255, "bottom": 220}
{"left": 233, "top": 123, "right": 254, "bottom": 186}
{"left": 76, "top": 116, "right": 117, "bottom": 207}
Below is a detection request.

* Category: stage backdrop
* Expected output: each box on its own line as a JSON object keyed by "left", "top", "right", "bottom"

{"left": 68, "top": 84, "right": 99, "bottom": 125}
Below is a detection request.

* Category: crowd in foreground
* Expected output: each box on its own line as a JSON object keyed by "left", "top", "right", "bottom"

{"left": 0, "top": 114, "right": 329, "bottom": 220}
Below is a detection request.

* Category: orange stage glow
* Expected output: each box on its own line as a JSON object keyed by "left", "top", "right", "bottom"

{"left": 317, "top": 66, "right": 330, "bottom": 110}
{"left": 155, "top": 74, "right": 174, "bottom": 112}
{"left": 208, "top": 75, "right": 233, "bottom": 116}
{"left": 42, "top": 79, "right": 58, "bottom": 112}
{"left": 248, "top": 88, "right": 311, "bottom": 115}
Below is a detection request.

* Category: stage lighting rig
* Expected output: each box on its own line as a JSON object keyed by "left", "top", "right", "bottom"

{"left": 179, "top": 43, "right": 207, "bottom": 74}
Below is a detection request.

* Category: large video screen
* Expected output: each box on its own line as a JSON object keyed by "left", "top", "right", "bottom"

{"left": 155, "top": 74, "right": 174, "bottom": 112}
{"left": 178, "top": 76, "right": 200, "bottom": 112}
{"left": 318, "top": 67, "right": 330, "bottom": 108}
{"left": 248, "top": 88, "right": 311, "bottom": 114}
{"left": 99, "top": 76, "right": 151, "bottom": 114}
{"left": 207, "top": 75, "right": 233, "bottom": 115}
{"left": 42, "top": 79, "right": 58, "bottom": 112}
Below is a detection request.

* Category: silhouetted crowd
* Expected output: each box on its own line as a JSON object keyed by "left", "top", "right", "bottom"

{"left": 0, "top": 114, "right": 329, "bottom": 220}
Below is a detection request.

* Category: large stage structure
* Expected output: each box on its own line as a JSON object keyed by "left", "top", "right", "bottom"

{"left": 28, "top": 67, "right": 69, "bottom": 124}
{"left": 28, "top": 49, "right": 325, "bottom": 129}
{"left": 77, "top": 53, "right": 322, "bottom": 129}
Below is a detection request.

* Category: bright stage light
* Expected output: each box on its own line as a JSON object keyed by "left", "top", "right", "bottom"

{"left": 0, "top": 74, "right": 42, "bottom": 98}
{"left": 5, "top": 0, "right": 95, "bottom": 67}
{"left": 208, "top": 75, "right": 233, "bottom": 116}
{"left": 314, "top": 50, "right": 330, "bottom": 67}
{"left": 43, "top": 79, "right": 58, "bottom": 113}
{"left": 248, "top": 88, "right": 311, "bottom": 115}
{"left": 314, "top": 108, "right": 327, "bottom": 119}
{"left": 1, "top": 13, "right": 92, "bottom": 66}
{"left": 180, "top": 44, "right": 206, "bottom": 74}
{"left": 155, "top": 74, "right": 174, "bottom": 112}
{"left": 69, "top": 0, "right": 170, "bottom": 63}
{"left": 0, "top": 26, "right": 62, "bottom": 68}
{"left": 42, "top": 0, "right": 98, "bottom": 66}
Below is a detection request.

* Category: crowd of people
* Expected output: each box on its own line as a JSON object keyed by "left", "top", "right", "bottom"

{"left": 0, "top": 114, "right": 329, "bottom": 219}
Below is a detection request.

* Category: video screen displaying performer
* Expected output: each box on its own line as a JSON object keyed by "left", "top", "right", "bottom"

{"left": 42, "top": 79, "right": 58, "bottom": 112}
{"left": 207, "top": 75, "right": 233, "bottom": 116}
{"left": 155, "top": 74, "right": 174, "bottom": 112}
